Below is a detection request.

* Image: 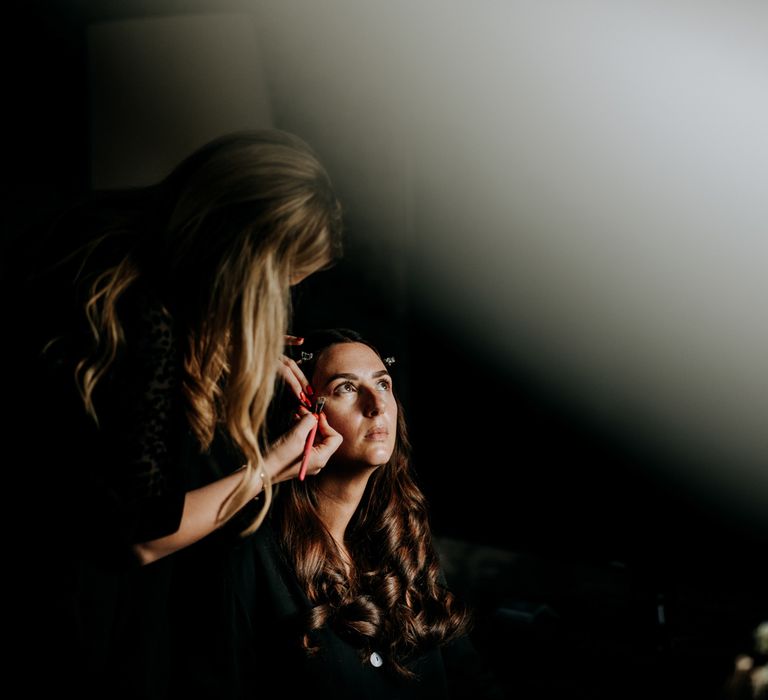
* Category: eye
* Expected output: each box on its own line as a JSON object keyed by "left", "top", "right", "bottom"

{"left": 376, "top": 378, "right": 392, "bottom": 391}
{"left": 333, "top": 381, "right": 357, "bottom": 395}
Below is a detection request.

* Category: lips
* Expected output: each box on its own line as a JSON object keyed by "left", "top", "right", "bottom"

{"left": 364, "top": 427, "right": 389, "bottom": 439}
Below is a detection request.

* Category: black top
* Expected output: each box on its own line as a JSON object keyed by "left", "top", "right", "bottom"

{"left": 4, "top": 222, "right": 217, "bottom": 698}
{"left": 168, "top": 516, "right": 508, "bottom": 700}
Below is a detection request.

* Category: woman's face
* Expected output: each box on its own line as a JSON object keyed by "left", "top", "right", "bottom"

{"left": 312, "top": 342, "right": 397, "bottom": 468}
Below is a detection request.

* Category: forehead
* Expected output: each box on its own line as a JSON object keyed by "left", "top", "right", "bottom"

{"left": 313, "top": 342, "right": 386, "bottom": 380}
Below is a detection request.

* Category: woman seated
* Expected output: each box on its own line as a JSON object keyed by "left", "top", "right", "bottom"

{"left": 219, "top": 328, "right": 508, "bottom": 699}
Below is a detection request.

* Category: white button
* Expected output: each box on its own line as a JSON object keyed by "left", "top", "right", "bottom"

{"left": 369, "top": 651, "right": 383, "bottom": 668}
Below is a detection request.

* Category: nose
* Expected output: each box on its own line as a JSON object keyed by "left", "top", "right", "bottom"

{"left": 363, "top": 388, "right": 387, "bottom": 417}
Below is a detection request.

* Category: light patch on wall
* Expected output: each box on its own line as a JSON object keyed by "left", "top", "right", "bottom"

{"left": 249, "top": 0, "right": 768, "bottom": 519}
{"left": 399, "top": 0, "right": 768, "bottom": 518}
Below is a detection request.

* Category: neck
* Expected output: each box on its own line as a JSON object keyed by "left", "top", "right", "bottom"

{"left": 314, "top": 465, "right": 378, "bottom": 549}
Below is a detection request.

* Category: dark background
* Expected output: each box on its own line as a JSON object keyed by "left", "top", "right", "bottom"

{"left": 4, "top": 2, "right": 766, "bottom": 699}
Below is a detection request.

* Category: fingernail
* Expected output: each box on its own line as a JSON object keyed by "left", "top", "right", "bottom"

{"left": 305, "top": 384, "right": 314, "bottom": 396}
{"left": 296, "top": 337, "right": 304, "bottom": 343}
{"left": 299, "top": 392, "right": 310, "bottom": 406}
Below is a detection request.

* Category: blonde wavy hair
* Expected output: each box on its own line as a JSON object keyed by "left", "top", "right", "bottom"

{"left": 74, "top": 130, "right": 342, "bottom": 533}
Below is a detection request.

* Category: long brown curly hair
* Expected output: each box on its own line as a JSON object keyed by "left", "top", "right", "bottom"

{"left": 271, "top": 330, "right": 471, "bottom": 678}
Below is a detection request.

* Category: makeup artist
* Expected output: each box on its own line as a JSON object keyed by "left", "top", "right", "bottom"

{"left": 170, "top": 329, "right": 508, "bottom": 699}
{"left": 12, "top": 130, "right": 344, "bottom": 699}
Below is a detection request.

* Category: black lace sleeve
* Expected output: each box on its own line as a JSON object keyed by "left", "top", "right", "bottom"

{"left": 98, "top": 282, "right": 188, "bottom": 545}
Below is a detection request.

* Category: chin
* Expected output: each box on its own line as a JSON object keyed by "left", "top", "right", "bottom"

{"left": 367, "top": 447, "right": 394, "bottom": 466}
{"left": 335, "top": 445, "right": 394, "bottom": 470}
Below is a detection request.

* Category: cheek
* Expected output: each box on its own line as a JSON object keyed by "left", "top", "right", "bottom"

{"left": 323, "top": 406, "right": 355, "bottom": 440}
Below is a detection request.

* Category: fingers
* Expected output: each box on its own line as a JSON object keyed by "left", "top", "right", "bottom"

{"left": 280, "top": 336, "right": 315, "bottom": 403}
{"left": 277, "top": 360, "right": 303, "bottom": 399}
{"left": 315, "top": 411, "right": 338, "bottom": 439}
{"left": 290, "top": 411, "right": 321, "bottom": 443}
{"left": 311, "top": 412, "right": 343, "bottom": 462}
{"left": 295, "top": 412, "right": 342, "bottom": 478}
{"left": 278, "top": 355, "right": 311, "bottom": 404}
{"left": 293, "top": 404, "right": 312, "bottom": 423}
{"left": 266, "top": 411, "right": 341, "bottom": 482}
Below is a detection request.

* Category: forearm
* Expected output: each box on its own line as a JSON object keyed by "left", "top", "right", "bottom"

{"left": 132, "top": 466, "right": 264, "bottom": 566}
{"left": 132, "top": 411, "right": 339, "bottom": 565}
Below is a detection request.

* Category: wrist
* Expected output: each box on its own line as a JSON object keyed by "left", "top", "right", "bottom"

{"left": 253, "top": 470, "right": 267, "bottom": 501}
{"left": 238, "top": 464, "right": 270, "bottom": 500}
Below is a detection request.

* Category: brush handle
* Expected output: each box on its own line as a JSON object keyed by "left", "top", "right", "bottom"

{"left": 298, "top": 419, "right": 319, "bottom": 481}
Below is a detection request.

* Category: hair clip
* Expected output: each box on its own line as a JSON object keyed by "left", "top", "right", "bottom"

{"left": 300, "top": 351, "right": 314, "bottom": 362}
{"left": 383, "top": 356, "right": 396, "bottom": 367}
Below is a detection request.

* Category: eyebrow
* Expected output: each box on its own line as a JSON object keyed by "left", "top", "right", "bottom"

{"left": 325, "top": 370, "right": 390, "bottom": 385}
